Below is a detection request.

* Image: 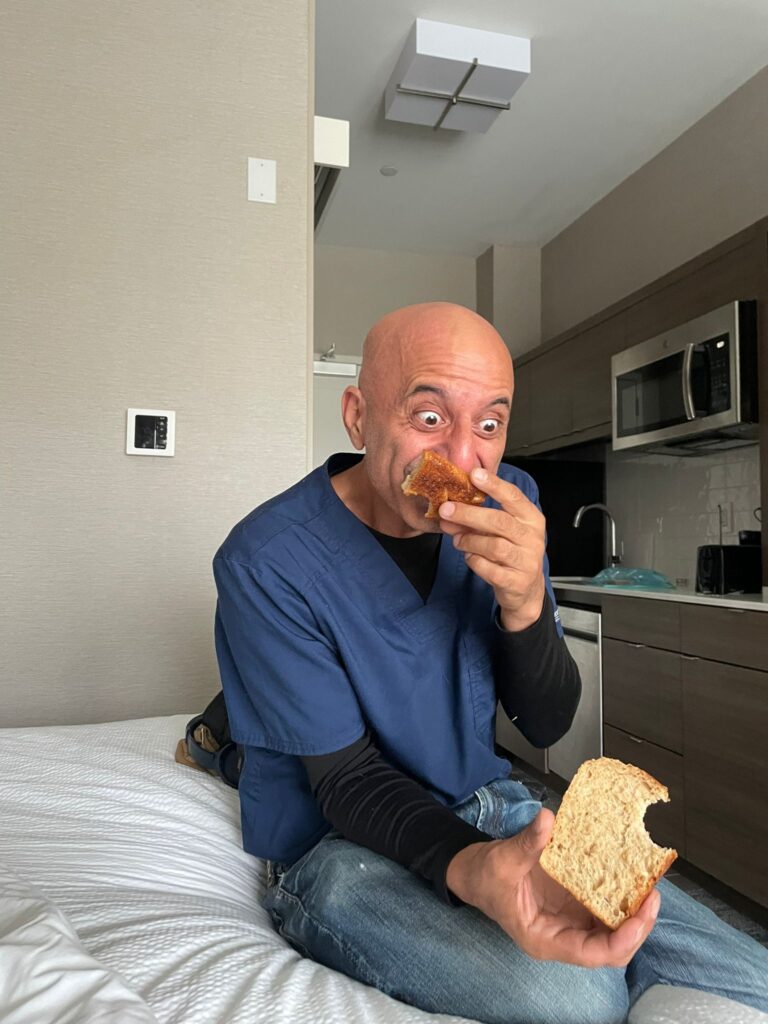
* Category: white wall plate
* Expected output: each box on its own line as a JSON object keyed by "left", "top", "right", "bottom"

{"left": 126, "top": 409, "right": 175, "bottom": 456}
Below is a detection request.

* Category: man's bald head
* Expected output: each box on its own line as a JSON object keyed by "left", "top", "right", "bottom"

{"left": 335, "top": 301, "right": 515, "bottom": 536}
{"left": 358, "top": 302, "right": 512, "bottom": 404}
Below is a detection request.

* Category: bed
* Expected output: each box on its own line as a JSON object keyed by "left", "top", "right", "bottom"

{"left": 0, "top": 715, "right": 765, "bottom": 1024}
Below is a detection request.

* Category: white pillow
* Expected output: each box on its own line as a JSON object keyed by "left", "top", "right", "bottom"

{"left": 630, "top": 984, "right": 768, "bottom": 1024}
{"left": 0, "top": 860, "right": 158, "bottom": 1024}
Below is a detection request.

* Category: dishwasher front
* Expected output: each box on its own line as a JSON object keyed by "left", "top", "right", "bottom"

{"left": 495, "top": 603, "right": 603, "bottom": 782}
{"left": 547, "top": 604, "right": 603, "bottom": 781}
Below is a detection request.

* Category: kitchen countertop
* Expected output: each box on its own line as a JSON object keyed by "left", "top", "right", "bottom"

{"left": 551, "top": 577, "right": 768, "bottom": 612}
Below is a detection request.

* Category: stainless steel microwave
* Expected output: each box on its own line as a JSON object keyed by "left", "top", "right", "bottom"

{"left": 611, "top": 300, "right": 759, "bottom": 454}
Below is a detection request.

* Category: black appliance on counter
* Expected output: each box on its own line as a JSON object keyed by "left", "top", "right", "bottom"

{"left": 502, "top": 455, "right": 604, "bottom": 578}
{"left": 695, "top": 541, "right": 762, "bottom": 595}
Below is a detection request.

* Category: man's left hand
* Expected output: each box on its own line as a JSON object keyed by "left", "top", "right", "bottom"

{"left": 438, "top": 468, "right": 546, "bottom": 632}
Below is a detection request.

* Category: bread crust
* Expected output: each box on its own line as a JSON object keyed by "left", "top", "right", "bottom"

{"left": 539, "top": 757, "right": 678, "bottom": 930}
{"left": 401, "top": 450, "right": 486, "bottom": 519}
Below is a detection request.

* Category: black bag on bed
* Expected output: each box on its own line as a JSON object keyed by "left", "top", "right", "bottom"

{"left": 177, "top": 691, "right": 242, "bottom": 789}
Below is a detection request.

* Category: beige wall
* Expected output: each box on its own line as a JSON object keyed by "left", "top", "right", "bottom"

{"left": 1, "top": 0, "right": 313, "bottom": 726}
{"left": 542, "top": 66, "right": 768, "bottom": 339}
{"left": 314, "top": 244, "right": 476, "bottom": 357}
{"left": 476, "top": 244, "right": 541, "bottom": 358}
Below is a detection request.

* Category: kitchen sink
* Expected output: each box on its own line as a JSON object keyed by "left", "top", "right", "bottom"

{"left": 551, "top": 568, "right": 676, "bottom": 591}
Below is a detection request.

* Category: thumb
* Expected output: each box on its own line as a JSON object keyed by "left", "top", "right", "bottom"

{"left": 513, "top": 808, "right": 554, "bottom": 864}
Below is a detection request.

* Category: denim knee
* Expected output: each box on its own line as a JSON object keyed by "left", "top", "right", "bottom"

{"left": 533, "top": 968, "right": 628, "bottom": 1024}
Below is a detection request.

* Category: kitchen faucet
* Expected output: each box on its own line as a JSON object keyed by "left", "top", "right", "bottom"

{"left": 573, "top": 503, "right": 621, "bottom": 566}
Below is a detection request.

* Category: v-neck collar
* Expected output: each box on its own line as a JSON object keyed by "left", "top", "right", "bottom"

{"left": 316, "top": 455, "right": 461, "bottom": 626}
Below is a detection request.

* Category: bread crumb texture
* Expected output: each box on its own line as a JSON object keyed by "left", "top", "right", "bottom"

{"left": 539, "top": 757, "right": 678, "bottom": 929}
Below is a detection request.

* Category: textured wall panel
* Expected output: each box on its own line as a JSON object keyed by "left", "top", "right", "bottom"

{"left": 1, "top": 0, "right": 313, "bottom": 725}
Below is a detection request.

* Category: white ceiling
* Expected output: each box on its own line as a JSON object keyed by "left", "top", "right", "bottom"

{"left": 315, "top": 0, "right": 768, "bottom": 256}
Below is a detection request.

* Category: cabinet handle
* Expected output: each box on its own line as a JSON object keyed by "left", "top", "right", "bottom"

{"left": 727, "top": 608, "right": 745, "bottom": 614}
{"left": 628, "top": 643, "right": 646, "bottom": 648}
{"left": 627, "top": 735, "right": 644, "bottom": 744}
{"left": 681, "top": 654, "right": 699, "bottom": 661}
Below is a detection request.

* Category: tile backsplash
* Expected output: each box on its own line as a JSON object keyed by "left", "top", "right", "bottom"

{"left": 605, "top": 445, "right": 761, "bottom": 587}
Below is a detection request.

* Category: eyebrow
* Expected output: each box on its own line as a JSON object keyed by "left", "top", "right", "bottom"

{"left": 406, "top": 384, "right": 511, "bottom": 410}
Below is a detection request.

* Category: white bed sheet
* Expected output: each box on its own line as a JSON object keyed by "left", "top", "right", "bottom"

{"left": 0, "top": 714, "right": 765, "bottom": 1024}
{"left": 0, "top": 715, "right": 468, "bottom": 1024}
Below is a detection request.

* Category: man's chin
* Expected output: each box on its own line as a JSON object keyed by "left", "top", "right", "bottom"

{"left": 399, "top": 501, "right": 441, "bottom": 534}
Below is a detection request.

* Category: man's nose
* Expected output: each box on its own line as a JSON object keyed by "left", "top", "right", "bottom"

{"left": 438, "top": 425, "right": 477, "bottom": 474}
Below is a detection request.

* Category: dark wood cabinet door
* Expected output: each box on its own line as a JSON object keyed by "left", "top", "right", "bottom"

{"left": 601, "top": 596, "right": 681, "bottom": 651}
{"left": 682, "top": 657, "right": 768, "bottom": 908}
{"left": 680, "top": 605, "right": 768, "bottom": 673}
{"left": 602, "top": 639, "right": 683, "bottom": 753}
{"left": 529, "top": 346, "right": 573, "bottom": 444}
{"left": 603, "top": 724, "right": 685, "bottom": 856}
{"left": 506, "top": 361, "right": 532, "bottom": 453}
{"left": 571, "top": 313, "right": 625, "bottom": 434}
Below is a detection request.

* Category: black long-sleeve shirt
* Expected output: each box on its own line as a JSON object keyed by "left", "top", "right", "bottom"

{"left": 300, "top": 529, "right": 581, "bottom": 904}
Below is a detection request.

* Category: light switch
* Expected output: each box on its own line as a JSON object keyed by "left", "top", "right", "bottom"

{"left": 248, "top": 158, "right": 276, "bottom": 204}
{"left": 126, "top": 409, "right": 175, "bottom": 456}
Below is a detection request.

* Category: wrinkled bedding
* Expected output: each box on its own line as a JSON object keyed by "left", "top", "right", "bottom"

{"left": 0, "top": 715, "right": 764, "bottom": 1024}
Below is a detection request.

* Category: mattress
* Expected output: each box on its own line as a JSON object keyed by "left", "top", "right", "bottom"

{"left": 0, "top": 714, "right": 765, "bottom": 1024}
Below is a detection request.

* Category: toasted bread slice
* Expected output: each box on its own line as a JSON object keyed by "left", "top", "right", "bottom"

{"left": 539, "top": 757, "right": 677, "bottom": 930}
{"left": 401, "top": 451, "right": 486, "bottom": 519}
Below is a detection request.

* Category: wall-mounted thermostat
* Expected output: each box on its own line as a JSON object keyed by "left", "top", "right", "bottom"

{"left": 126, "top": 409, "right": 175, "bottom": 456}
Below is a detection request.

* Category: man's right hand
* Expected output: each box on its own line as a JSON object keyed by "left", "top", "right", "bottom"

{"left": 445, "top": 808, "right": 660, "bottom": 967}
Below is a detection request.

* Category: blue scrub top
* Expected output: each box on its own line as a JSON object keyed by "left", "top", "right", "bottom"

{"left": 213, "top": 454, "right": 561, "bottom": 864}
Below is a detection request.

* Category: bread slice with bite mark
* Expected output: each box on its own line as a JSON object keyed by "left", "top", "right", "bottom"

{"left": 539, "top": 757, "right": 677, "bottom": 930}
{"left": 401, "top": 450, "right": 486, "bottom": 519}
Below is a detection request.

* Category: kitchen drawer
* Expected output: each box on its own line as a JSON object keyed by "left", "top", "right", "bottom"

{"left": 682, "top": 657, "right": 768, "bottom": 907}
{"left": 680, "top": 604, "right": 768, "bottom": 673}
{"left": 602, "top": 638, "right": 683, "bottom": 753}
{"left": 603, "top": 725, "right": 685, "bottom": 856}
{"left": 601, "top": 596, "right": 680, "bottom": 651}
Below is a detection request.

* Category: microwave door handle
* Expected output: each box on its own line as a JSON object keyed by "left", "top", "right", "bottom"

{"left": 682, "top": 343, "right": 696, "bottom": 420}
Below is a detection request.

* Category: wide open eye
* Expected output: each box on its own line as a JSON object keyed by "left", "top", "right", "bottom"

{"left": 479, "top": 418, "right": 501, "bottom": 434}
{"left": 415, "top": 410, "right": 444, "bottom": 428}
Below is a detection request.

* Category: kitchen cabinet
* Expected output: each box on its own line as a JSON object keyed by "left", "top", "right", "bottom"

{"left": 529, "top": 346, "right": 573, "bottom": 444}
{"left": 680, "top": 605, "right": 768, "bottom": 672}
{"left": 682, "top": 657, "right": 768, "bottom": 908}
{"left": 600, "top": 595, "right": 768, "bottom": 907}
{"left": 506, "top": 361, "right": 532, "bottom": 452}
{"left": 602, "top": 639, "right": 682, "bottom": 753}
{"left": 602, "top": 595, "right": 680, "bottom": 651}
{"left": 569, "top": 314, "right": 626, "bottom": 434}
{"left": 603, "top": 725, "right": 685, "bottom": 854}
{"left": 507, "top": 312, "right": 626, "bottom": 455}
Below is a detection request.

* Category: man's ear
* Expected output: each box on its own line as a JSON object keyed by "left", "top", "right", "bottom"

{"left": 340, "top": 386, "right": 366, "bottom": 451}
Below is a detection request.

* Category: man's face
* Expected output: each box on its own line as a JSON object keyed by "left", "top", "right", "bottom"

{"left": 351, "top": 314, "right": 514, "bottom": 534}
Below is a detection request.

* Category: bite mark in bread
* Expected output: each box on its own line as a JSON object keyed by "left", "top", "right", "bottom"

{"left": 401, "top": 450, "right": 486, "bottom": 519}
{"left": 539, "top": 757, "right": 677, "bottom": 930}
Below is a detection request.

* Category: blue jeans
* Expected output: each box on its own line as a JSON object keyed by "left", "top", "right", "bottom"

{"left": 263, "top": 778, "right": 768, "bottom": 1024}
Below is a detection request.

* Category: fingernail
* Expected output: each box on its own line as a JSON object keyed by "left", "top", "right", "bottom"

{"left": 472, "top": 468, "right": 487, "bottom": 483}
{"left": 440, "top": 502, "right": 455, "bottom": 518}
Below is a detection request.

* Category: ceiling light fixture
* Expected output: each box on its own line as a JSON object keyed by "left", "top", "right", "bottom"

{"left": 384, "top": 19, "right": 530, "bottom": 133}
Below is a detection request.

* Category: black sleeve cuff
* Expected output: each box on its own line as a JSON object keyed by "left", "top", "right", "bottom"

{"left": 411, "top": 818, "right": 494, "bottom": 907}
{"left": 493, "top": 590, "right": 556, "bottom": 647}
{"left": 493, "top": 591, "right": 581, "bottom": 749}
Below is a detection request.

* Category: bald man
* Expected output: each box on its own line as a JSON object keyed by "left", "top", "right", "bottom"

{"left": 213, "top": 303, "right": 768, "bottom": 1023}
